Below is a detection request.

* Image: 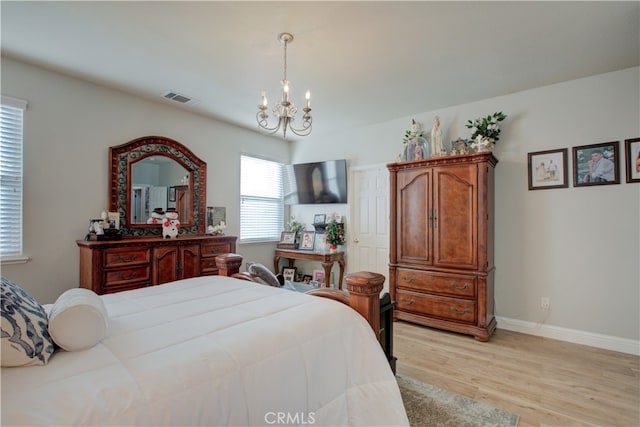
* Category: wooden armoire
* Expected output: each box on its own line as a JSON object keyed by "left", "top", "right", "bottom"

{"left": 388, "top": 152, "right": 497, "bottom": 341}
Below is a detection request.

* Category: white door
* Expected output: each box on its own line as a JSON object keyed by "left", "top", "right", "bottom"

{"left": 348, "top": 164, "right": 391, "bottom": 292}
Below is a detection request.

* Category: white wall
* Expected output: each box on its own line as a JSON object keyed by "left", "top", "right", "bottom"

{"left": 293, "top": 67, "right": 640, "bottom": 348}
{"left": 1, "top": 57, "right": 288, "bottom": 303}
{"left": 2, "top": 56, "right": 638, "bottom": 351}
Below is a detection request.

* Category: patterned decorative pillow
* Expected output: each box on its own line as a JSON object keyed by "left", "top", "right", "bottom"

{"left": 248, "top": 263, "right": 282, "bottom": 287}
{"left": 1, "top": 277, "right": 55, "bottom": 366}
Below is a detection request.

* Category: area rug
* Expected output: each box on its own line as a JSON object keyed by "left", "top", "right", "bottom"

{"left": 397, "top": 375, "right": 519, "bottom": 427}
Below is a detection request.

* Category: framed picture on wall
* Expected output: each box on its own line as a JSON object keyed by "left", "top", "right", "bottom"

{"left": 625, "top": 137, "right": 640, "bottom": 183}
{"left": 527, "top": 148, "right": 568, "bottom": 190}
{"left": 572, "top": 141, "right": 620, "bottom": 187}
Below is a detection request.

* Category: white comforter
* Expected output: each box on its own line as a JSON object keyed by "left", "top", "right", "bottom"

{"left": 1, "top": 276, "right": 408, "bottom": 426}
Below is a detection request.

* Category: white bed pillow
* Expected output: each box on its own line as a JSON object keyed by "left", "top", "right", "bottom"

{"left": 48, "top": 288, "right": 109, "bottom": 351}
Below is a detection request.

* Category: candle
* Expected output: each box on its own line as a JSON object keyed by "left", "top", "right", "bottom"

{"left": 260, "top": 90, "right": 267, "bottom": 107}
{"left": 305, "top": 90, "right": 311, "bottom": 109}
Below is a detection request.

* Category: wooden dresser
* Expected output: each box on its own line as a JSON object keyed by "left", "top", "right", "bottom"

{"left": 77, "top": 235, "right": 237, "bottom": 294}
{"left": 388, "top": 153, "right": 497, "bottom": 341}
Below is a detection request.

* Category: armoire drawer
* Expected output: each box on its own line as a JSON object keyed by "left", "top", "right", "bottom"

{"left": 396, "top": 289, "right": 477, "bottom": 324}
{"left": 396, "top": 269, "right": 476, "bottom": 298}
{"left": 104, "top": 247, "right": 150, "bottom": 267}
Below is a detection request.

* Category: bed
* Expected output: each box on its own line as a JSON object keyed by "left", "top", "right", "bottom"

{"left": 1, "top": 263, "right": 408, "bottom": 426}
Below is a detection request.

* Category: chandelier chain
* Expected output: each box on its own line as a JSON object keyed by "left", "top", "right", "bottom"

{"left": 283, "top": 39, "right": 288, "bottom": 82}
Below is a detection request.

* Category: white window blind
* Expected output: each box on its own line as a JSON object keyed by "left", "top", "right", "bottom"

{"left": 240, "top": 155, "right": 284, "bottom": 242}
{"left": 1, "top": 96, "right": 27, "bottom": 258}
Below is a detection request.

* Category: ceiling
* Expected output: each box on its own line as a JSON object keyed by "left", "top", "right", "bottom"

{"left": 1, "top": 1, "right": 638, "bottom": 141}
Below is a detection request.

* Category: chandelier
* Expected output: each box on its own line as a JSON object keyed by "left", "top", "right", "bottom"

{"left": 257, "top": 33, "right": 312, "bottom": 139}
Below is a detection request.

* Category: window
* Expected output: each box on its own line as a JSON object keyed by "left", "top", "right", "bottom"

{"left": 240, "top": 155, "right": 284, "bottom": 242}
{"left": 1, "top": 96, "right": 27, "bottom": 259}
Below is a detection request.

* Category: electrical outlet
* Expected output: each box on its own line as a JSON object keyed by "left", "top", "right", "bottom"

{"left": 540, "top": 297, "right": 550, "bottom": 310}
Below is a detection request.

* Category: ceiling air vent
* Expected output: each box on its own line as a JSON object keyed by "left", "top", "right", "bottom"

{"left": 162, "top": 91, "right": 201, "bottom": 106}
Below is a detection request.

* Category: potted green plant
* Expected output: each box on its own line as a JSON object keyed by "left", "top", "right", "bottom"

{"left": 465, "top": 112, "right": 507, "bottom": 152}
{"left": 324, "top": 220, "right": 345, "bottom": 253}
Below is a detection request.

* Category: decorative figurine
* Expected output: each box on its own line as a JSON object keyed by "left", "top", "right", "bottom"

{"left": 431, "top": 116, "right": 446, "bottom": 157}
{"left": 162, "top": 208, "right": 180, "bottom": 239}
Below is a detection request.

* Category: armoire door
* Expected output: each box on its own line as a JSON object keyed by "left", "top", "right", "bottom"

{"left": 433, "top": 163, "right": 478, "bottom": 269}
{"left": 396, "top": 167, "right": 433, "bottom": 266}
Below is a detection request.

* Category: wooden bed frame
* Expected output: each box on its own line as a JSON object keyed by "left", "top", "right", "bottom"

{"left": 215, "top": 253, "right": 386, "bottom": 347}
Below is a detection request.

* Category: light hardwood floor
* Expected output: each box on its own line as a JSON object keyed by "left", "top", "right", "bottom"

{"left": 394, "top": 321, "right": 640, "bottom": 426}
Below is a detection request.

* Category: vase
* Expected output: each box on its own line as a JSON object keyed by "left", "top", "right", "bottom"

{"left": 328, "top": 244, "right": 337, "bottom": 253}
{"left": 473, "top": 138, "right": 494, "bottom": 153}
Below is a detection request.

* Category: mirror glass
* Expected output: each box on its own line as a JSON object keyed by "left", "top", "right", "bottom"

{"left": 110, "top": 136, "right": 207, "bottom": 236}
{"left": 130, "top": 156, "right": 190, "bottom": 224}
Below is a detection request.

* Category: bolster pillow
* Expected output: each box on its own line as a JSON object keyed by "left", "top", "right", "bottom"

{"left": 48, "top": 288, "right": 109, "bottom": 351}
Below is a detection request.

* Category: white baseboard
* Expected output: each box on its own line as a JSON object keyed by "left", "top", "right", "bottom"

{"left": 496, "top": 316, "right": 640, "bottom": 356}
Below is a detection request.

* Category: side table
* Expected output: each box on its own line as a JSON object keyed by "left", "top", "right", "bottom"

{"left": 274, "top": 249, "right": 345, "bottom": 289}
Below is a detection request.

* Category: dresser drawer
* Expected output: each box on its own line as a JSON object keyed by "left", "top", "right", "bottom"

{"left": 104, "top": 266, "right": 151, "bottom": 287}
{"left": 200, "top": 242, "right": 232, "bottom": 258}
{"left": 396, "top": 269, "right": 476, "bottom": 298}
{"left": 200, "top": 258, "right": 219, "bottom": 275}
{"left": 396, "top": 289, "right": 476, "bottom": 324}
{"left": 104, "top": 247, "right": 150, "bottom": 267}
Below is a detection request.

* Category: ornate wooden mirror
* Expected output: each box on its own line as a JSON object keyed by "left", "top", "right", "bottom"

{"left": 110, "top": 136, "right": 206, "bottom": 236}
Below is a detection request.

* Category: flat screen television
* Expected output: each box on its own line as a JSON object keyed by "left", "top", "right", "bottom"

{"left": 284, "top": 159, "right": 347, "bottom": 205}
